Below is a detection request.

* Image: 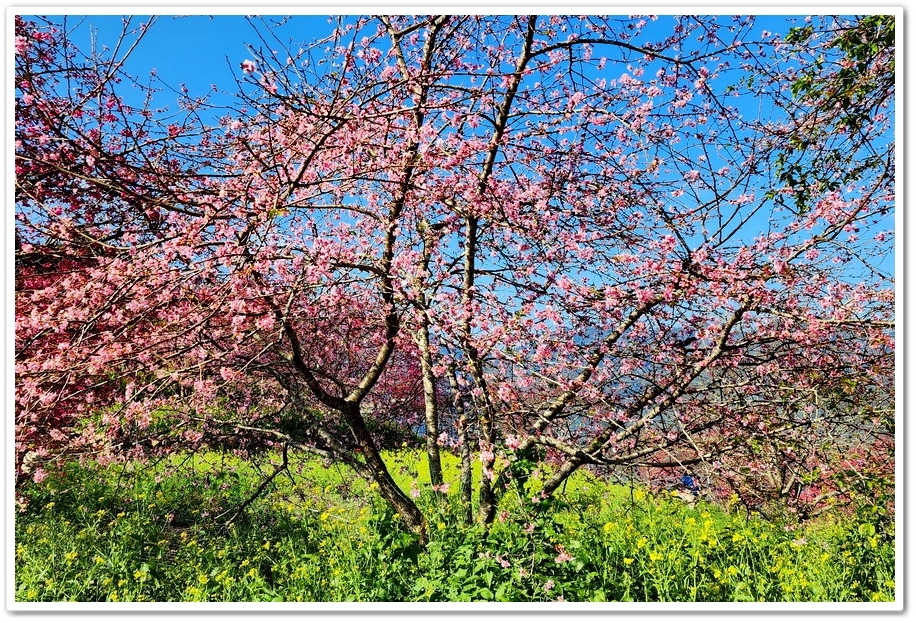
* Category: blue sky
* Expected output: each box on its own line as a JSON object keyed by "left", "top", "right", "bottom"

{"left": 54, "top": 15, "right": 333, "bottom": 108}
{"left": 49, "top": 13, "right": 813, "bottom": 118}
{"left": 16, "top": 13, "right": 896, "bottom": 280}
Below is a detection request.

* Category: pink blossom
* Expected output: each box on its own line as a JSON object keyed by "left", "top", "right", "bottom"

{"left": 32, "top": 467, "right": 48, "bottom": 484}
{"left": 15, "top": 35, "right": 28, "bottom": 55}
{"left": 240, "top": 59, "right": 257, "bottom": 73}
{"left": 554, "top": 546, "right": 573, "bottom": 563}
{"left": 505, "top": 435, "right": 521, "bottom": 451}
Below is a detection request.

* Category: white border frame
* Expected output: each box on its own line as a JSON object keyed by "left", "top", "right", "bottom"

{"left": 4, "top": 3, "right": 906, "bottom": 617}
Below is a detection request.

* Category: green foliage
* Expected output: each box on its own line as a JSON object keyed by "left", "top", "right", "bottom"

{"left": 15, "top": 452, "right": 895, "bottom": 603}
{"left": 775, "top": 15, "right": 895, "bottom": 215}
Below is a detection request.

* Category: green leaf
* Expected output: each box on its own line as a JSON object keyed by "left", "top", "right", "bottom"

{"left": 858, "top": 523, "right": 876, "bottom": 538}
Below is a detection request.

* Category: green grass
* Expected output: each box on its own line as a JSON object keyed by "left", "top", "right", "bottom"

{"left": 14, "top": 450, "right": 895, "bottom": 602}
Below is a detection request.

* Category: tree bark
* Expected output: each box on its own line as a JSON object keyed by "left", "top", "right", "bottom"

{"left": 341, "top": 403, "right": 427, "bottom": 544}
{"left": 448, "top": 363, "right": 474, "bottom": 524}
{"left": 417, "top": 317, "right": 444, "bottom": 488}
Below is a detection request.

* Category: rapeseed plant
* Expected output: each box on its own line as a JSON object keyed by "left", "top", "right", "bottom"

{"left": 13, "top": 453, "right": 895, "bottom": 603}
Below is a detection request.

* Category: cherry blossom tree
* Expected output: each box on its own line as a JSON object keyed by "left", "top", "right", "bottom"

{"left": 15, "top": 14, "right": 894, "bottom": 538}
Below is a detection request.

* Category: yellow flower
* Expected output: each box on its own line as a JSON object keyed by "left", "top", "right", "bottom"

{"left": 623, "top": 557, "right": 634, "bottom": 565}
{"left": 197, "top": 573, "right": 209, "bottom": 585}
{"left": 603, "top": 521, "right": 617, "bottom": 534}
{"left": 108, "top": 591, "right": 119, "bottom": 601}
{"left": 94, "top": 556, "right": 106, "bottom": 565}
{"left": 649, "top": 550, "right": 663, "bottom": 562}
{"left": 636, "top": 537, "right": 648, "bottom": 549}
{"left": 64, "top": 550, "right": 78, "bottom": 563}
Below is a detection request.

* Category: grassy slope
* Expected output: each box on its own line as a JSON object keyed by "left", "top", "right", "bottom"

{"left": 13, "top": 449, "right": 896, "bottom": 602}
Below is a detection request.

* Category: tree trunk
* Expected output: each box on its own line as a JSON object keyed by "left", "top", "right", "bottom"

{"left": 341, "top": 403, "right": 427, "bottom": 544}
{"left": 417, "top": 318, "right": 444, "bottom": 488}
{"left": 448, "top": 363, "right": 474, "bottom": 524}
